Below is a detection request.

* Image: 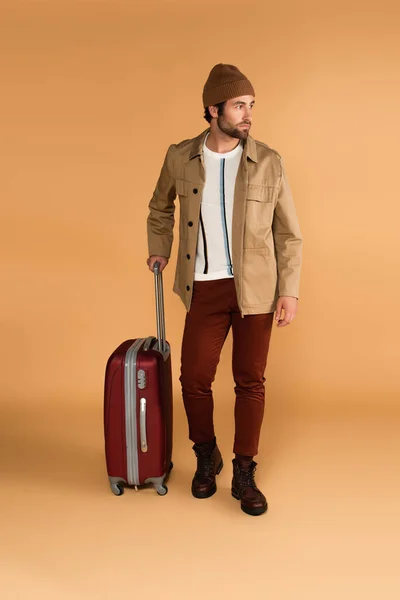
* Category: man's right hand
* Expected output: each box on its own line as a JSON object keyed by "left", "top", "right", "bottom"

{"left": 147, "top": 255, "right": 169, "bottom": 273}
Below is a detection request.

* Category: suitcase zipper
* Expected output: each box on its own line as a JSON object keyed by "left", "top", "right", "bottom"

{"left": 124, "top": 338, "right": 144, "bottom": 486}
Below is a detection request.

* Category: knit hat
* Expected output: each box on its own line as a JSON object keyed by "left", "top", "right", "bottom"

{"left": 202, "top": 63, "right": 255, "bottom": 108}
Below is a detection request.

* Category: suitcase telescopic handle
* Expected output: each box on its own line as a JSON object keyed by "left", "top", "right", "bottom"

{"left": 153, "top": 261, "right": 166, "bottom": 352}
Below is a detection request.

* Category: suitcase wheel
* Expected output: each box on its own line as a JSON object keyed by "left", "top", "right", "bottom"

{"left": 155, "top": 484, "right": 168, "bottom": 496}
{"left": 110, "top": 483, "right": 124, "bottom": 496}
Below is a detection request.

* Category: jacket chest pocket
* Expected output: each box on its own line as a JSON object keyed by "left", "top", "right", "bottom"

{"left": 176, "top": 179, "right": 188, "bottom": 199}
{"left": 176, "top": 179, "right": 202, "bottom": 213}
{"left": 246, "top": 184, "right": 276, "bottom": 222}
{"left": 244, "top": 184, "right": 276, "bottom": 249}
{"left": 176, "top": 179, "right": 189, "bottom": 216}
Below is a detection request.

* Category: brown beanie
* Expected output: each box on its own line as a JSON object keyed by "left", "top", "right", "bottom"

{"left": 202, "top": 63, "right": 255, "bottom": 108}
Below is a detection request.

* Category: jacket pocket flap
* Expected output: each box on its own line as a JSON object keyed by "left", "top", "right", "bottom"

{"left": 246, "top": 184, "right": 274, "bottom": 202}
{"left": 176, "top": 179, "right": 187, "bottom": 196}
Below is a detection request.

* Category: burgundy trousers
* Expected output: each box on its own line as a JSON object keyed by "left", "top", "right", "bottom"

{"left": 179, "top": 278, "right": 274, "bottom": 457}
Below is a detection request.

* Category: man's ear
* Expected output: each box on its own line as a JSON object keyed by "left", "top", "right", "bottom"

{"left": 208, "top": 105, "right": 218, "bottom": 119}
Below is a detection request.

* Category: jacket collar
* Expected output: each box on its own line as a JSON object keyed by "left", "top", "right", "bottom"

{"left": 189, "top": 128, "right": 258, "bottom": 163}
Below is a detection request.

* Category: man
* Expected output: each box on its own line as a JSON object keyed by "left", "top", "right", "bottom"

{"left": 146, "top": 63, "right": 303, "bottom": 516}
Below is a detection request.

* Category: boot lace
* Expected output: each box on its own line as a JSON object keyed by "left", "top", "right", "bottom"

{"left": 194, "top": 447, "right": 215, "bottom": 478}
{"left": 237, "top": 462, "right": 258, "bottom": 490}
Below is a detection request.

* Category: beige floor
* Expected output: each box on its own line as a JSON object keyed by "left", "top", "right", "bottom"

{"left": 1, "top": 388, "right": 399, "bottom": 600}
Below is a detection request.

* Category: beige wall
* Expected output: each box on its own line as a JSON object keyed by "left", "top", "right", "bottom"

{"left": 1, "top": 0, "right": 399, "bottom": 405}
{"left": 1, "top": 1, "right": 399, "bottom": 598}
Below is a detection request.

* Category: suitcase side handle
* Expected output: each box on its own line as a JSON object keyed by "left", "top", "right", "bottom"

{"left": 153, "top": 261, "right": 166, "bottom": 352}
{"left": 139, "top": 397, "right": 148, "bottom": 452}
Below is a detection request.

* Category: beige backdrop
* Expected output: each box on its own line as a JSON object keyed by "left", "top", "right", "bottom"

{"left": 1, "top": 1, "right": 399, "bottom": 598}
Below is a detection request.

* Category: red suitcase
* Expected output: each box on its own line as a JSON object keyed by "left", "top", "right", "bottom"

{"left": 104, "top": 262, "right": 173, "bottom": 496}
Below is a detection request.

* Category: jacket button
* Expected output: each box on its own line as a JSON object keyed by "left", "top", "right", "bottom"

{"left": 193, "top": 188, "right": 198, "bottom": 194}
{"left": 186, "top": 254, "right": 190, "bottom": 259}
{"left": 186, "top": 285, "right": 190, "bottom": 291}
{"left": 188, "top": 221, "right": 193, "bottom": 227}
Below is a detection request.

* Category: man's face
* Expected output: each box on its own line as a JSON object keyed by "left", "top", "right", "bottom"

{"left": 214, "top": 95, "right": 255, "bottom": 139}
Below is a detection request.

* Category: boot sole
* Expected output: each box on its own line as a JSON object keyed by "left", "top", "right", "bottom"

{"left": 231, "top": 490, "right": 268, "bottom": 516}
{"left": 191, "top": 460, "right": 224, "bottom": 499}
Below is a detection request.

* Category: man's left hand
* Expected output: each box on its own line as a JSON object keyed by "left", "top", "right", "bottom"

{"left": 275, "top": 296, "right": 298, "bottom": 327}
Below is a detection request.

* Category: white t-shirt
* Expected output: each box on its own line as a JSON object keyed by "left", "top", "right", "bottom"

{"left": 194, "top": 134, "right": 243, "bottom": 281}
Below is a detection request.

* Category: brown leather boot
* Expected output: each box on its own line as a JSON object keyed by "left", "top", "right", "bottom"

{"left": 191, "top": 437, "right": 223, "bottom": 499}
{"left": 231, "top": 458, "right": 268, "bottom": 516}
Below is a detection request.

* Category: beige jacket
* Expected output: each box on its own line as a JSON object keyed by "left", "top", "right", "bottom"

{"left": 147, "top": 128, "right": 303, "bottom": 317}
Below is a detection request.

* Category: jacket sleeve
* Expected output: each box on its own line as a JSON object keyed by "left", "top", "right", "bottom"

{"left": 272, "top": 158, "right": 303, "bottom": 299}
{"left": 146, "top": 144, "right": 176, "bottom": 259}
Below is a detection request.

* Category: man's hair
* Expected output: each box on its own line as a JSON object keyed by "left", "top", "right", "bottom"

{"left": 203, "top": 101, "right": 227, "bottom": 123}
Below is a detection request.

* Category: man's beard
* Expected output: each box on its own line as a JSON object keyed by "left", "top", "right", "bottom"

{"left": 217, "top": 116, "right": 251, "bottom": 140}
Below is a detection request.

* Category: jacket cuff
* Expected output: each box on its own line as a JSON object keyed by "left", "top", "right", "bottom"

{"left": 147, "top": 235, "right": 172, "bottom": 259}
{"left": 278, "top": 282, "right": 300, "bottom": 298}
